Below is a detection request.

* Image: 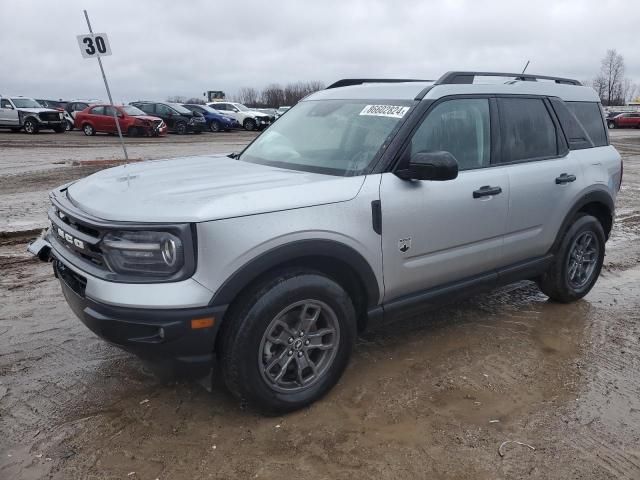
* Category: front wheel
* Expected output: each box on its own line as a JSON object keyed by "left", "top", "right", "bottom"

{"left": 175, "top": 122, "right": 187, "bottom": 135}
{"left": 537, "top": 214, "right": 605, "bottom": 303}
{"left": 220, "top": 269, "right": 356, "bottom": 414}
{"left": 23, "top": 118, "right": 39, "bottom": 134}
{"left": 243, "top": 118, "right": 256, "bottom": 131}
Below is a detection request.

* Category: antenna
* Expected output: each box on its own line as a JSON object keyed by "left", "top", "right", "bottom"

{"left": 521, "top": 60, "right": 530, "bottom": 74}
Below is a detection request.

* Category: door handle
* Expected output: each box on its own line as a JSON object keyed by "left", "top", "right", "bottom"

{"left": 555, "top": 173, "right": 577, "bottom": 184}
{"left": 473, "top": 185, "right": 502, "bottom": 198}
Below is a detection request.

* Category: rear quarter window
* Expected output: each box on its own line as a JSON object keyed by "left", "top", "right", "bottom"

{"left": 567, "top": 102, "right": 607, "bottom": 147}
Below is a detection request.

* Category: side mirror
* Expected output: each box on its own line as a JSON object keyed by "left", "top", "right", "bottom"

{"left": 396, "top": 151, "right": 459, "bottom": 181}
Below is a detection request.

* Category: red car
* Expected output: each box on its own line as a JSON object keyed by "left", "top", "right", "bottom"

{"left": 607, "top": 112, "right": 640, "bottom": 129}
{"left": 74, "top": 104, "right": 168, "bottom": 136}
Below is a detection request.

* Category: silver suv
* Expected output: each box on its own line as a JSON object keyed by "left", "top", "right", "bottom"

{"left": 0, "top": 96, "right": 67, "bottom": 133}
{"left": 29, "top": 71, "right": 622, "bottom": 413}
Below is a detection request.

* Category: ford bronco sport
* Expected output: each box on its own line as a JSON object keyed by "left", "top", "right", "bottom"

{"left": 29, "top": 71, "right": 622, "bottom": 413}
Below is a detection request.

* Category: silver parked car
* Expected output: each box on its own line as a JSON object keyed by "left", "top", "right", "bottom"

{"left": 30, "top": 71, "right": 622, "bottom": 413}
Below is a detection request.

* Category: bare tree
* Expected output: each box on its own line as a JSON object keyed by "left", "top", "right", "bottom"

{"left": 232, "top": 81, "right": 326, "bottom": 108}
{"left": 594, "top": 49, "right": 626, "bottom": 106}
{"left": 166, "top": 95, "right": 188, "bottom": 103}
{"left": 236, "top": 87, "right": 259, "bottom": 106}
{"left": 185, "top": 97, "right": 205, "bottom": 105}
{"left": 260, "top": 84, "right": 286, "bottom": 108}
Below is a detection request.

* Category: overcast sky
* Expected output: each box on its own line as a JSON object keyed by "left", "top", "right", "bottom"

{"left": 0, "top": 0, "right": 638, "bottom": 103}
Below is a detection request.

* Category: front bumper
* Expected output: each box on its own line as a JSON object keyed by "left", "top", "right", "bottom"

{"left": 29, "top": 235, "right": 225, "bottom": 369}
{"left": 38, "top": 120, "right": 65, "bottom": 128}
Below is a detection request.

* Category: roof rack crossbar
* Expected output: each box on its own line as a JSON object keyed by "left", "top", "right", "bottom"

{"left": 435, "top": 71, "right": 581, "bottom": 86}
{"left": 326, "top": 78, "right": 432, "bottom": 89}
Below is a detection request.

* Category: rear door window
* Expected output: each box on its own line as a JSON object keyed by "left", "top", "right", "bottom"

{"left": 498, "top": 98, "right": 558, "bottom": 162}
{"left": 566, "top": 102, "right": 607, "bottom": 147}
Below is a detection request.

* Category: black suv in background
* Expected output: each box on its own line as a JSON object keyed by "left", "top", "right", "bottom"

{"left": 129, "top": 101, "right": 206, "bottom": 134}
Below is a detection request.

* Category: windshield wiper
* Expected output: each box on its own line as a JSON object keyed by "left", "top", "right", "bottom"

{"left": 227, "top": 152, "right": 240, "bottom": 159}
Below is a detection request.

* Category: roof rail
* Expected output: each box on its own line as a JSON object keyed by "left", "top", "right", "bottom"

{"left": 326, "top": 78, "right": 432, "bottom": 89}
{"left": 435, "top": 71, "right": 581, "bottom": 86}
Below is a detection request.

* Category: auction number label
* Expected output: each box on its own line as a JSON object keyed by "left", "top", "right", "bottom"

{"left": 77, "top": 33, "right": 112, "bottom": 58}
{"left": 359, "top": 104, "right": 410, "bottom": 118}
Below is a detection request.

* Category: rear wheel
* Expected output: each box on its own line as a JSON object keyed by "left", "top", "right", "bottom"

{"left": 537, "top": 214, "right": 605, "bottom": 303}
{"left": 608, "top": 121, "right": 616, "bottom": 129}
{"left": 220, "top": 269, "right": 356, "bottom": 414}
{"left": 82, "top": 123, "right": 96, "bottom": 136}
{"left": 23, "top": 118, "right": 39, "bottom": 134}
{"left": 209, "top": 121, "right": 222, "bottom": 132}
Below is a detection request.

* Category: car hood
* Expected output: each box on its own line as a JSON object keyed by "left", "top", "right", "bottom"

{"left": 246, "top": 110, "right": 270, "bottom": 118}
{"left": 134, "top": 115, "right": 162, "bottom": 122}
{"left": 18, "top": 107, "right": 59, "bottom": 114}
{"left": 67, "top": 155, "right": 365, "bottom": 223}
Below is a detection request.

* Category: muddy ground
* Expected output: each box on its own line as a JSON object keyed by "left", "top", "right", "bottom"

{"left": 1, "top": 130, "right": 640, "bottom": 479}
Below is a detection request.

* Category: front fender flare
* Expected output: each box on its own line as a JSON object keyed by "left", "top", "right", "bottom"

{"left": 209, "top": 239, "right": 381, "bottom": 309}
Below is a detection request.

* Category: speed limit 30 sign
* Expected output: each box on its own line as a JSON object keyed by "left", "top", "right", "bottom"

{"left": 77, "top": 33, "right": 111, "bottom": 58}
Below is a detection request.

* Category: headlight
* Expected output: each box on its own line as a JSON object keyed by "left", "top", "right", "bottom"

{"left": 101, "top": 230, "right": 184, "bottom": 277}
{"left": 59, "top": 112, "right": 64, "bottom": 119}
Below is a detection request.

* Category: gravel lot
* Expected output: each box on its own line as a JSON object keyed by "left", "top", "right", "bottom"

{"left": 1, "top": 129, "right": 640, "bottom": 479}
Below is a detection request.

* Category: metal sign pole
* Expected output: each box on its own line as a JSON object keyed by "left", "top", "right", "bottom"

{"left": 83, "top": 10, "right": 129, "bottom": 162}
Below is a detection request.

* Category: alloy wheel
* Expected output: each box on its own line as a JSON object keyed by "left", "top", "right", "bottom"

{"left": 259, "top": 300, "right": 340, "bottom": 393}
{"left": 566, "top": 231, "right": 600, "bottom": 289}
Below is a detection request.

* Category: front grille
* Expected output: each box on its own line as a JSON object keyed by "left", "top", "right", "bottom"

{"left": 50, "top": 205, "right": 107, "bottom": 269}
{"left": 39, "top": 112, "right": 60, "bottom": 122}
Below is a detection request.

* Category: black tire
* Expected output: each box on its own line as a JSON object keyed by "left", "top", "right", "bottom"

{"left": 53, "top": 126, "right": 66, "bottom": 133}
{"left": 23, "top": 118, "right": 39, "bottom": 134}
{"left": 127, "top": 126, "right": 140, "bottom": 137}
{"left": 220, "top": 269, "right": 356, "bottom": 414}
{"left": 209, "top": 121, "right": 222, "bottom": 133}
{"left": 175, "top": 122, "right": 187, "bottom": 135}
{"left": 608, "top": 122, "right": 615, "bottom": 129}
{"left": 537, "top": 214, "right": 605, "bottom": 303}
{"left": 82, "top": 123, "right": 96, "bottom": 136}
{"left": 65, "top": 120, "right": 73, "bottom": 131}
{"left": 243, "top": 118, "right": 256, "bottom": 131}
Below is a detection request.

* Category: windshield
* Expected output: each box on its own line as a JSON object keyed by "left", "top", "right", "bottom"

{"left": 167, "top": 103, "right": 193, "bottom": 114}
{"left": 11, "top": 98, "right": 42, "bottom": 108}
{"left": 234, "top": 103, "right": 249, "bottom": 111}
{"left": 240, "top": 100, "right": 412, "bottom": 176}
{"left": 121, "top": 105, "right": 147, "bottom": 116}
